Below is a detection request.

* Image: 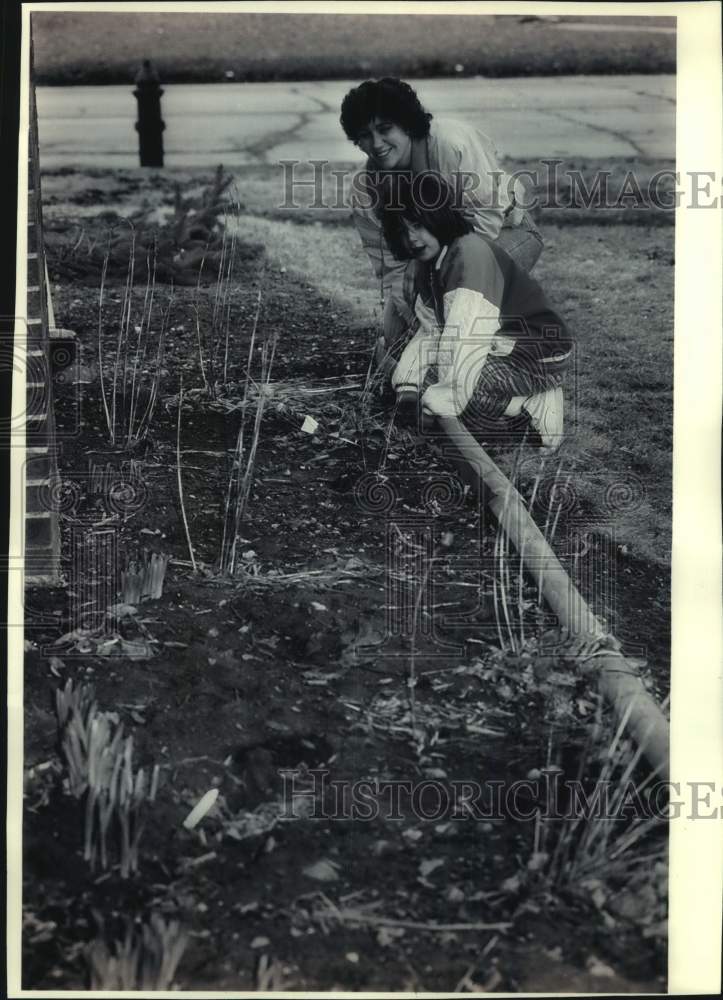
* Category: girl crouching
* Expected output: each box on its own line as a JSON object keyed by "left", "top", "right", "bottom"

{"left": 380, "top": 174, "right": 573, "bottom": 450}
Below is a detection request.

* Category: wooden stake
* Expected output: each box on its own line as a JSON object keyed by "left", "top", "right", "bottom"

{"left": 437, "top": 415, "right": 670, "bottom": 780}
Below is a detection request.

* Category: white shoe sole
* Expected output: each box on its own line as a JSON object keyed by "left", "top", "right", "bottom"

{"left": 522, "top": 387, "right": 564, "bottom": 449}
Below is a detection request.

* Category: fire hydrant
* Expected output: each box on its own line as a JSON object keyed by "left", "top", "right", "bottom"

{"left": 134, "top": 59, "right": 165, "bottom": 167}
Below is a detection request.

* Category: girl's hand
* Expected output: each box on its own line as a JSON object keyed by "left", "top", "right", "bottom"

{"left": 421, "top": 384, "right": 460, "bottom": 417}
{"left": 420, "top": 407, "right": 437, "bottom": 432}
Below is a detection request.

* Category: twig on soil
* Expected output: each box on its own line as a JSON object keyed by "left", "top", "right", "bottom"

{"left": 497, "top": 525, "right": 515, "bottom": 653}
{"left": 177, "top": 449, "right": 229, "bottom": 456}
{"left": 310, "top": 906, "right": 512, "bottom": 934}
{"left": 246, "top": 289, "right": 263, "bottom": 388}
{"left": 491, "top": 537, "right": 506, "bottom": 653}
{"left": 378, "top": 393, "right": 405, "bottom": 473}
{"left": 537, "top": 453, "right": 566, "bottom": 607}
{"left": 549, "top": 462, "right": 574, "bottom": 549}
{"left": 509, "top": 432, "right": 531, "bottom": 646}
{"left": 97, "top": 239, "right": 112, "bottom": 439}
{"left": 500, "top": 439, "right": 531, "bottom": 652}
{"left": 192, "top": 243, "right": 213, "bottom": 397}
{"left": 520, "top": 449, "right": 544, "bottom": 643}
{"left": 127, "top": 241, "right": 157, "bottom": 437}
{"left": 176, "top": 376, "right": 198, "bottom": 573}
{"left": 219, "top": 289, "right": 263, "bottom": 574}
{"left": 408, "top": 542, "right": 437, "bottom": 743}
{"left": 111, "top": 224, "right": 136, "bottom": 445}
{"left": 454, "top": 936, "right": 500, "bottom": 993}
{"left": 130, "top": 282, "right": 171, "bottom": 448}
{"left": 221, "top": 318, "right": 278, "bottom": 575}
{"left": 179, "top": 851, "right": 218, "bottom": 870}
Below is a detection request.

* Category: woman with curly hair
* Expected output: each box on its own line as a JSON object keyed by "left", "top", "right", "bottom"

{"left": 340, "top": 78, "right": 543, "bottom": 360}
{"left": 379, "top": 173, "right": 571, "bottom": 450}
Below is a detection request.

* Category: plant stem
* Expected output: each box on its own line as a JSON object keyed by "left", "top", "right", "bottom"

{"left": 97, "top": 243, "right": 112, "bottom": 439}
{"left": 176, "top": 376, "right": 197, "bottom": 572}
{"left": 220, "top": 289, "right": 263, "bottom": 574}
{"left": 228, "top": 332, "right": 276, "bottom": 574}
{"left": 537, "top": 454, "right": 565, "bottom": 607}
{"left": 408, "top": 541, "right": 436, "bottom": 743}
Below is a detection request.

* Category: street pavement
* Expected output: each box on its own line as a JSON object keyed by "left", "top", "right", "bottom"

{"left": 36, "top": 75, "right": 675, "bottom": 169}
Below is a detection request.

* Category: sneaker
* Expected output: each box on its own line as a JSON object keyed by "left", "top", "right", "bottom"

{"left": 522, "top": 387, "right": 564, "bottom": 450}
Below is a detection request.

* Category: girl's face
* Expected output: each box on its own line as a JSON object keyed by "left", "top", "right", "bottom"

{"left": 402, "top": 219, "right": 441, "bottom": 262}
{"left": 355, "top": 116, "right": 413, "bottom": 170}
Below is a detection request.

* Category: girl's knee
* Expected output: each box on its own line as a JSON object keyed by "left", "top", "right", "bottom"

{"left": 515, "top": 232, "right": 544, "bottom": 272}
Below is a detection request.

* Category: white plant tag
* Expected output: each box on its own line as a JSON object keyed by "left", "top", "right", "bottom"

{"left": 182, "top": 788, "right": 219, "bottom": 830}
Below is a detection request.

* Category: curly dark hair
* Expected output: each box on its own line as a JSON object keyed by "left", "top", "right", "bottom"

{"left": 340, "top": 78, "right": 433, "bottom": 142}
{"left": 380, "top": 172, "right": 473, "bottom": 261}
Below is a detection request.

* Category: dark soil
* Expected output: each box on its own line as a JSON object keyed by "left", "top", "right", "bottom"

{"left": 22, "top": 199, "right": 668, "bottom": 992}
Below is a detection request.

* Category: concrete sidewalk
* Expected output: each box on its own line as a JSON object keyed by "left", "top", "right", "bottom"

{"left": 36, "top": 75, "right": 675, "bottom": 170}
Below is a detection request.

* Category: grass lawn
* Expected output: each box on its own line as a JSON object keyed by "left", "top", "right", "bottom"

{"left": 31, "top": 11, "right": 675, "bottom": 85}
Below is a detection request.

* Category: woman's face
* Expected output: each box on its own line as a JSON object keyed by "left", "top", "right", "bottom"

{"left": 355, "top": 117, "right": 413, "bottom": 170}
{"left": 402, "top": 219, "right": 441, "bottom": 262}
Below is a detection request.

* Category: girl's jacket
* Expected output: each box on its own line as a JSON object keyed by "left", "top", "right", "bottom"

{"left": 391, "top": 233, "right": 572, "bottom": 418}
{"left": 350, "top": 117, "right": 529, "bottom": 313}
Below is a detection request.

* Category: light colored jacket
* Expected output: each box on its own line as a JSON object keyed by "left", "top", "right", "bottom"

{"left": 392, "top": 234, "right": 569, "bottom": 418}
{"left": 350, "top": 117, "right": 527, "bottom": 313}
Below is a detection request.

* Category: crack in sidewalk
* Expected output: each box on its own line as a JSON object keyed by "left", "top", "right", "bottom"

{"left": 241, "top": 110, "right": 314, "bottom": 162}
{"left": 632, "top": 89, "right": 675, "bottom": 107}
{"left": 241, "top": 88, "right": 337, "bottom": 161}
{"left": 544, "top": 109, "right": 646, "bottom": 157}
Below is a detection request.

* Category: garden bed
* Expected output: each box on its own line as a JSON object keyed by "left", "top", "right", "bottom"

{"left": 22, "top": 169, "right": 669, "bottom": 992}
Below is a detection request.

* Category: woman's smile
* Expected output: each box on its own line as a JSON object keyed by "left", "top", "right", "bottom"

{"left": 355, "top": 117, "right": 412, "bottom": 170}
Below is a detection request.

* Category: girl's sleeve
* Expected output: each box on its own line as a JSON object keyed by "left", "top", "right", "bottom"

{"left": 435, "top": 125, "right": 524, "bottom": 239}
{"left": 350, "top": 171, "right": 415, "bottom": 326}
{"left": 350, "top": 170, "right": 406, "bottom": 288}
{"left": 420, "top": 288, "right": 501, "bottom": 416}
{"left": 390, "top": 296, "right": 439, "bottom": 393}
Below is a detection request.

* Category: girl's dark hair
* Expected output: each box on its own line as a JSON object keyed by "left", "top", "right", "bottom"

{"left": 380, "top": 173, "right": 473, "bottom": 261}
{"left": 340, "top": 78, "right": 433, "bottom": 142}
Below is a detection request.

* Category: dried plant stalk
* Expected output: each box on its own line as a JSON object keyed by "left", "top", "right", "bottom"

{"left": 176, "top": 377, "right": 198, "bottom": 572}
{"left": 121, "top": 551, "right": 170, "bottom": 603}
{"left": 219, "top": 293, "right": 276, "bottom": 575}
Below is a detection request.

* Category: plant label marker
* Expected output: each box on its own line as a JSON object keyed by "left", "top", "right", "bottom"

{"left": 182, "top": 788, "right": 219, "bottom": 830}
